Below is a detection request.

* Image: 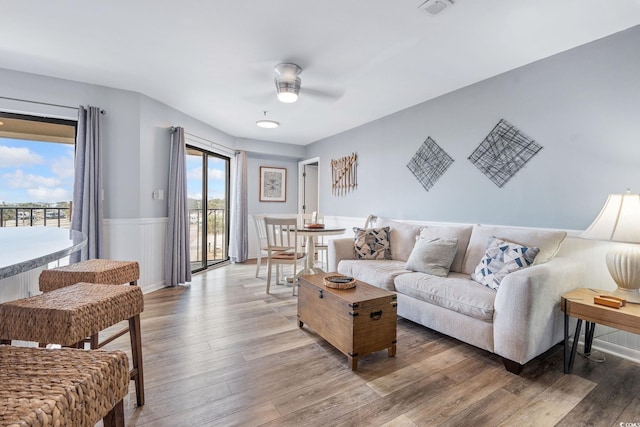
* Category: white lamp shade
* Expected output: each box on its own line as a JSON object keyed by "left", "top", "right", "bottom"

{"left": 581, "top": 193, "right": 640, "bottom": 243}
{"left": 582, "top": 192, "right": 640, "bottom": 302}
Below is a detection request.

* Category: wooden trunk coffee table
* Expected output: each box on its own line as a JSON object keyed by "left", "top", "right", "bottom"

{"left": 297, "top": 273, "right": 397, "bottom": 370}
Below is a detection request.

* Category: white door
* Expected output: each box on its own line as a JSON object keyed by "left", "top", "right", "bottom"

{"left": 303, "top": 164, "right": 318, "bottom": 214}
{"left": 298, "top": 158, "right": 320, "bottom": 214}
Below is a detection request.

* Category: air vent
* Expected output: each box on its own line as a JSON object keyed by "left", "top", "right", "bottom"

{"left": 418, "top": 0, "right": 455, "bottom": 15}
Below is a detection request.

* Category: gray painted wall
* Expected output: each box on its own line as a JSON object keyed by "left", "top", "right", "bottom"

{"left": 0, "top": 69, "right": 303, "bottom": 222}
{"left": 237, "top": 137, "right": 305, "bottom": 217}
{"left": 3, "top": 24, "right": 639, "bottom": 234}
{"left": 305, "top": 25, "right": 640, "bottom": 230}
{"left": 247, "top": 155, "right": 301, "bottom": 216}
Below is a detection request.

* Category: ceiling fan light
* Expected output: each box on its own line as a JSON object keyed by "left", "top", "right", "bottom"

{"left": 277, "top": 91, "right": 298, "bottom": 103}
{"left": 256, "top": 119, "right": 279, "bottom": 129}
{"left": 275, "top": 77, "right": 301, "bottom": 103}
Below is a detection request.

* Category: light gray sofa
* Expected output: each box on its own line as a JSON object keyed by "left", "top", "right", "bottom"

{"left": 328, "top": 217, "right": 579, "bottom": 374}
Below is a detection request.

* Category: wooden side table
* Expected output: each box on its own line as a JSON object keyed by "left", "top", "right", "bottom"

{"left": 561, "top": 288, "right": 640, "bottom": 374}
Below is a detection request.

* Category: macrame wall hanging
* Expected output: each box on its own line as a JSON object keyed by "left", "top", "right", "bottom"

{"left": 331, "top": 153, "right": 357, "bottom": 196}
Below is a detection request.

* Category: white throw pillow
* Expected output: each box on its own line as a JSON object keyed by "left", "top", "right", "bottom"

{"left": 472, "top": 236, "right": 540, "bottom": 290}
{"left": 418, "top": 225, "right": 473, "bottom": 273}
{"left": 405, "top": 237, "right": 459, "bottom": 277}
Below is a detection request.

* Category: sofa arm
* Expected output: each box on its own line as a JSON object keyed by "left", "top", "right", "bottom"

{"left": 493, "top": 257, "right": 581, "bottom": 365}
{"left": 328, "top": 238, "right": 355, "bottom": 272}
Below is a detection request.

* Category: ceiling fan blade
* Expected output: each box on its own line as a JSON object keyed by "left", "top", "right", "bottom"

{"left": 241, "top": 90, "right": 275, "bottom": 106}
{"left": 301, "top": 86, "right": 345, "bottom": 102}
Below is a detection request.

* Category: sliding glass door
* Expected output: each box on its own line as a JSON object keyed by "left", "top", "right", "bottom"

{"left": 185, "top": 146, "right": 230, "bottom": 272}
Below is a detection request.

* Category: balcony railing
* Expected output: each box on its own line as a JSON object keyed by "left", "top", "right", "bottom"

{"left": 188, "top": 208, "right": 228, "bottom": 264}
{"left": 0, "top": 207, "right": 71, "bottom": 228}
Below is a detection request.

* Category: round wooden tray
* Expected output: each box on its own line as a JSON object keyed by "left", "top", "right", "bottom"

{"left": 304, "top": 223, "right": 325, "bottom": 229}
{"left": 323, "top": 274, "right": 356, "bottom": 289}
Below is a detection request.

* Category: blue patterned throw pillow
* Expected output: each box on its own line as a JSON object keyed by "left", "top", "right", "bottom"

{"left": 472, "top": 236, "right": 540, "bottom": 290}
{"left": 353, "top": 227, "right": 391, "bottom": 260}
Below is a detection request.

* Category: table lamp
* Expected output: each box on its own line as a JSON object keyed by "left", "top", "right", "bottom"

{"left": 581, "top": 190, "right": 640, "bottom": 303}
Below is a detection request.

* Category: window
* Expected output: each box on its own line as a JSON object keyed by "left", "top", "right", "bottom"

{"left": 0, "top": 112, "right": 76, "bottom": 227}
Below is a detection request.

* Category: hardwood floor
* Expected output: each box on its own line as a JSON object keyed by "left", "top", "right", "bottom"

{"left": 102, "top": 263, "right": 640, "bottom": 426}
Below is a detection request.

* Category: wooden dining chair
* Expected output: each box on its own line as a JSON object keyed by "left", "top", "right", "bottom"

{"left": 252, "top": 214, "right": 269, "bottom": 278}
{"left": 264, "top": 216, "right": 306, "bottom": 295}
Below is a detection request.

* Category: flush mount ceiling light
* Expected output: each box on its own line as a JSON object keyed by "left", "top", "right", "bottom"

{"left": 256, "top": 111, "right": 279, "bottom": 129}
{"left": 274, "top": 63, "right": 302, "bottom": 103}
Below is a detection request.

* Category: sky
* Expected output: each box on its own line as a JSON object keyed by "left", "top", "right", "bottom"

{"left": 185, "top": 153, "right": 227, "bottom": 203}
{"left": 0, "top": 136, "right": 227, "bottom": 206}
{"left": 0, "top": 137, "right": 74, "bottom": 205}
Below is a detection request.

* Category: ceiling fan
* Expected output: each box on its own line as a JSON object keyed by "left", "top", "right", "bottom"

{"left": 242, "top": 61, "right": 345, "bottom": 105}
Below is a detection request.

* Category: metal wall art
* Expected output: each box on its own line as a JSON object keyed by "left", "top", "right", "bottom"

{"left": 468, "top": 119, "right": 542, "bottom": 188}
{"left": 407, "top": 137, "right": 454, "bottom": 191}
{"left": 331, "top": 153, "right": 357, "bottom": 196}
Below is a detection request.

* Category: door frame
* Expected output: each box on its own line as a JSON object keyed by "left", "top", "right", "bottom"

{"left": 185, "top": 144, "right": 231, "bottom": 273}
{"left": 298, "top": 157, "right": 320, "bottom": 215}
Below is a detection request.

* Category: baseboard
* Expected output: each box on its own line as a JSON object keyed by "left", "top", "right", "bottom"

{"left": 591, "top": 338, "right": 640, "bottom": 364}
{"left": 144, "top": 280, "right": 167, "bottom": 294}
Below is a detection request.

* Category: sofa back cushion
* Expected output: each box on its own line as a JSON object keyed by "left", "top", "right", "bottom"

{"left": 418, "top": 225, "right": 473, "bottom": 273}
{"left": 376, "top": 218, "right": 424, "bottom": 262}
{"left": 461, "top": 225, "right": 567, "bottom": 275}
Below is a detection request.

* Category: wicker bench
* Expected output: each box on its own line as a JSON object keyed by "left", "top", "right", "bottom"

{"left": 39, "top": 259, "right": 139, "bottom": 292}
{"left": 0, "top": 345, "right": 129, "bottom": 427}
{"left": 0, "top": 282, "right": 145, "bottom": 407}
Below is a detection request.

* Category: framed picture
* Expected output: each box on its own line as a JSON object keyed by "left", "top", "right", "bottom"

{"left": 259, "top": 166, "right": 287, "bottom": 202}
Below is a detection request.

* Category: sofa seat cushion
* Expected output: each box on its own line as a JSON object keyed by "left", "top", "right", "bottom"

{"left": 394, "top": 272, "right": 496, "bottom": 322}
{"left": 337, "top": 260, "right": 411, "bottom": 291}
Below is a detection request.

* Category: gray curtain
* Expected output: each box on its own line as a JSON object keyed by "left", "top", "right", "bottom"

{"left": 165, "top": 127, "right": 192, "bottom": 286}
{"left": 71, "top": 105, "right": 103, "bottom": 263}
{"left": 229, "top": 150, "right": 248, "bottom": 263}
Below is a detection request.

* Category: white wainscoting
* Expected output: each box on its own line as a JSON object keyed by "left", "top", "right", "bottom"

{"left": 103, "top": 217, "right": 167, "bottom": 294}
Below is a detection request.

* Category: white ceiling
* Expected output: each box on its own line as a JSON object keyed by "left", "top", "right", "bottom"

{"left": 2, "top": 1, "right": 640, "bottom": 145}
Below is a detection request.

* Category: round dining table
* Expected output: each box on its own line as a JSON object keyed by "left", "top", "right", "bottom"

{"left": 296, "top": 226, "right": 346, "bottom": 275}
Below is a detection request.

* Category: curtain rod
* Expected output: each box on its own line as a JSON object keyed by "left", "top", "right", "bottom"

{"left": 170, "top": 126, "right": 238, "bottom": 155}
{"left": 0, "top": 96, "right": 106, "bottom": 114}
